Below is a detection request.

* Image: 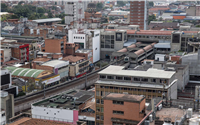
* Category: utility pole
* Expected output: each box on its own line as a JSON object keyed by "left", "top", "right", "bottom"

{"left": 43, "top": 83, "right": 46, "bottom": 99}
{"left": 85, "top": 67, "right": 87, "bottom": 90}
{"left": 25, "top": 80, "right": 27, "bottom": 95}
{"left": 198, "top": 86, "right": 199, "bottom": 111}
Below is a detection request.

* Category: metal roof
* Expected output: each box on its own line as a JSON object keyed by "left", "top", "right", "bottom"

{"left": 154, "top": 43, "right": 171, "bottom": 48}
{"left": 42, "top": 60, "right": 69, "bottom": 69}
{"left": 5, "top": 67, "right": 45, "bottom": 78}
{"left": 32, "top": 18, "right": 62, "bottom": 23}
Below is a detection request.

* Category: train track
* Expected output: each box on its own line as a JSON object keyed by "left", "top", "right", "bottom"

{"left": 14, "top": 60, "right": 119, "bottom": 113}
{"left": 15, "top": 72, "right": 97, "bottom": 106}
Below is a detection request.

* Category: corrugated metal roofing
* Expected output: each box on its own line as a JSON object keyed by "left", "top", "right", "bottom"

{"left": 5, "top": 67, "right": 45, "bottom": 78}
{"left": 32, "top": 18, "right": 62, "bottom": 23}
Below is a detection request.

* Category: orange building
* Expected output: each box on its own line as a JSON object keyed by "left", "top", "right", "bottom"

{"left": 173, "top": 13, "right": 186, "bottom": 20}
{"left": 103, "top": 93, "right": 145, "bottom": 125}
{"left": 44, "top": 36, "right": 67, "bottom": 55}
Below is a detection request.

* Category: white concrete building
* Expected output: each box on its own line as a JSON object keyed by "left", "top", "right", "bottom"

{"left": 65, "top": 1, "right": 88, "bottom": 25}
{"left": 68, "top": 29, "right": 100, "bottom": 63}
{"left": 0, "top": 110, "right": 6, "bottom": 125}
{"left": 31, "top": 89, "right": 94, "bottom": 124}
{"left": 1, "top": 48, "right": 11, "bottom": 65}
{"left": 97, "top": 65, "right": 178, "bottom": 99}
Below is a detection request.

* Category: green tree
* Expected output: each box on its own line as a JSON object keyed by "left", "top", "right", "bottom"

{"left": 61, "top": 18, "right": 65, "bottom": 24}
{"left": 96, "top": 3, "right": 103, "bottom": 11}
{"left": 148, "top": 14, "right": 157, "bottom": 24}
{"left": 109, "top": 16, "right": 114, "bottom": 21}
{"left": 37, "top": 7, "right": 45, "bottom": 13}
{"left": 48, "top": 12, "right": 53, "bottom": 18}
{"left": 1, "top": 3, "right": 8, "bottom": 12}
{"left": 10, "top": 14, "right": 19, "bottom": 19}
{"left": 18, "top": 1, "right": 25, "bottom": 5}
{"left": 149, "top": 2, "right": 154, "bottom": 7}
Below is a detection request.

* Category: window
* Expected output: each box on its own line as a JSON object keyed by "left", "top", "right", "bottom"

{"left": 100, "top": 75, "right": 106, "bottom": 79}
{"left": 107, "top": 76, "right": 114, "bottom": 79}
{"left": 116, "top": 33, "right": 122, "bottom": 41}
{"left": 96, "top": 115, "right": 100, "bottom": 120}
{"left": 111, "top": 35, "right": 114, "bottom": 39}
{"left": 96, "top": 99, "right": 100, "bottom": 104}
{"left": 96, "top": 91, "right": 100, "bottom": 96}
{"left": 97, "top": 107, "right": 100, "bottom": 112}
{"left": 134, "top": 78, "right": 140, "bottom": 81}
{"left": 116, "top": 76, "right": 123, "bottom": 80}
{"left": 160, "top": 79, "right": 167, "bottom": 83}
{"left": 113, "top": 122, "right": 123, "bottom": 125}
{"left": 54, "top": 113, "right": 56, "bottom": 115}
{"left": 100, "top": 86, "right": 104, "bottom": 88}
{"left": 141, "top": 78, "right": 148, "bottom": 82}
{"left": 105, "top": 91, "right": 110, "bottom": 95}
{"left": 100, "top": 115, "right": 104, "bottom": 120}
{"left": 101, "top": 107, "right": 104, "bottom": 112}
{"left": 124, "top": 77, "right": 131, "bottom": 81}
{"left": 113, "top": 100, "right": 124, "bottom": 105}
{"left": 151, "top": 79, "right": 156, "bottom": 82}
{"left": 101, "top": 91, "right": 104, "bottom": 96}
{"left": 105, "top": 86, "right": 109, "bottom": 89}
{"left": 113, "top": 110, "right": 124, "bottom": 115}
{"left": 101, "top": 99, "right": 104, "bottom": 104}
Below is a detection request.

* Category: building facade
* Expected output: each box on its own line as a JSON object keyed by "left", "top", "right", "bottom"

{"left": 1, "top": 69, "right": 18, "bottom": 97}
{"left": 0, "top": 110, "right": 6, "bottom": 125}
{"left": 40, "top": 60, "right": 69, "bottom": 81}
{"left": 100, "top": 30, "right": 127, "bottom": 59}
{"left": 31, "top": 89, "right": 94, "bottom": 124}
{"left": 44, "top": 36, "right": 67, "bottom": 55}
{"left": 1, "top": 91, "right": 14, "bottom": 123}
{"left": 68, "top": 29, "right": 100, "bottom": 63}
{"left": 62, "top": 55, "right": 89, "bottom": 78}
{"left": 65, "top": 1, "right": 88, "bottom": 25}
{"left": 130, "top": 0, "right": 148, "bottom": 30}
{"left": 103, "top": 93, "right": 145, "bottom": 125}
{"left": 1, "top": 48, "right": 11, "bottom": 65}
{"left": 95, "top": 65, "right": 177, "bottom": 125}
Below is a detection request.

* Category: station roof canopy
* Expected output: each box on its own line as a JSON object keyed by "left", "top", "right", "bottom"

{"left": 32, "top": 18, "right": 62, "bottom": 23}
{"left": 5, "top": 67, "right": 51, "bottom": 78}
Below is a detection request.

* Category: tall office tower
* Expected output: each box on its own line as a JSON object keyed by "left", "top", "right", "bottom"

{"left": 130, "top": 0, "right": 148, "bottom": 30}
{"left": 65, "top": 1, "right": 89, "bottom": 25}
{"left": 1, "top": 91, "right": 14, "bottom": 123}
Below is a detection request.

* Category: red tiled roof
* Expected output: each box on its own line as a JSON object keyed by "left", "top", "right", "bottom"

{"left": 105, "top": 29, "right": 199, "bottom": 35}
{"left": 62, "top": 55, "right": 85, "bottom": 63}
{"left": 149, "top": 7, "right": 170, "bottom": 11}
{"left": 32, "top": 58, "right": 51, "bottom": 62}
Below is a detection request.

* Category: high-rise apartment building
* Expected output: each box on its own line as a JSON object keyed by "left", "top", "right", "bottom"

{"left": 130, "top": 0, "right": 148, "bottom": 30}
{"left": 65, "top": 1, "right": 89, "bottom": 25}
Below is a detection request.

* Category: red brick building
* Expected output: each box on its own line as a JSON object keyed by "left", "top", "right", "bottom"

{"left": 44, "top": 36, "right": 67, "bottom": 55}
{"left": 103, "top": 93, "right": 145, "bottom": 125}
{"left": 130, "top": 1, "right": 148, "bottom": 30}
